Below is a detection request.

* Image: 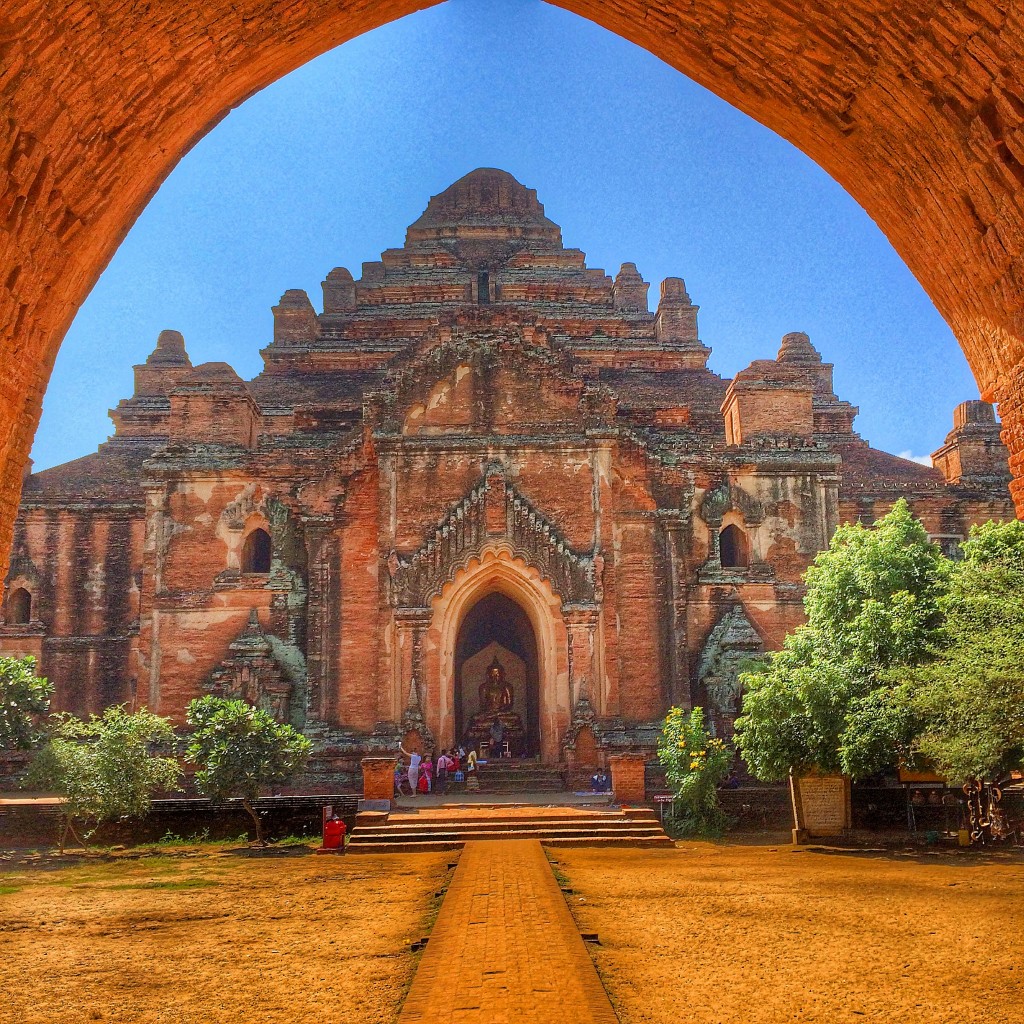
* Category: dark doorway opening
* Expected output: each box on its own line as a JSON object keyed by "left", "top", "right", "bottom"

{"left": 455, "top": 592, "right": 539, "bottom": 756}
{"left": 719, "top": 524, "right": 749, "bottom": 568}
{"left": 8, "top": 587, "right": 31, "bottom": 624}
{"left": 242, "top": 528, "right": 272, "bottom": 573}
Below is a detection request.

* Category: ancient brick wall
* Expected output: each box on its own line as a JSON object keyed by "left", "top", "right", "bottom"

{"left": 0, "top": 507, "right": 143, "bottom": 713}
{"left": 3, "top": 144, "right": 1020, "bottom": 771}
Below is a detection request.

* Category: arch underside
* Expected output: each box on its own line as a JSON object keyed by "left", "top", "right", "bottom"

{"left": 1, "top": 0, "right": 1023, "bottom": 585}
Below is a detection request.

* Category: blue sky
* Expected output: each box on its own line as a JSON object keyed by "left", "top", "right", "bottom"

{"left": 33, "top": 0, "right": 978, "bottom": 471}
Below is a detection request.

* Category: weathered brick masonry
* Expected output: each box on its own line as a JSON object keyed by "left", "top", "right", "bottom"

{"left": 0, "top": 170, "right": 1014, "bottom": 772}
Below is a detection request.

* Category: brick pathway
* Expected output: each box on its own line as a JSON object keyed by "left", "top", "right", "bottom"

{"left": 399, "top": 840, "right": 618, "bottom": 1023}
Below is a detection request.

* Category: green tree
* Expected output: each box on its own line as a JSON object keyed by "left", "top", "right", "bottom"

{"left": 735, "top": 500, "right": 947, "bottom": 780}
{"left": 28, "top": 706, "right": 180, "bottom": 851}
{"left": 185, "top": 696, "right": 312, "bottom": 846}
{"left": 656, "top": 706, "right": 732, "bottom": 834}
{"left": 905, "top": 519, "right": 1024, "bottom": 784}
{"left": 0, "top": 655, "right": 52, "bottom": 751}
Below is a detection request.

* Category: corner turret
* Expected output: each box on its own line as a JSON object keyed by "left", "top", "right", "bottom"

{"left": 613, "top": 263, "right": 649, "bottom": 312}
{"left": 109, "top": 330, "right": 194, "bottom": 437}
{"left": 272, "top": 289, "right": 319, "bottom": 345}
{"left": 931, "top": 400, "right": 1011, "bottom": 487}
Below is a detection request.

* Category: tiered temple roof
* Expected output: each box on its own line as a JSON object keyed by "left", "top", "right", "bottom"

{"left": 23, "top": 168, "right": 1011, "bottom": 513}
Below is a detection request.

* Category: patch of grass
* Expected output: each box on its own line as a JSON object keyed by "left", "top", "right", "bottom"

{"left": 131, "top": 829, "right": 231, "bottom": 852}
{"left": 107, "top": 877, "right": 220, "bottom": 891}
{"left": 546, "top": 854, "right": 571, "bottom": 891}
{"left": 0, "top": 884, "right": 22, "bottom": 895}
{"left": 277, "top": 834, "right": 317, "bottom": 847}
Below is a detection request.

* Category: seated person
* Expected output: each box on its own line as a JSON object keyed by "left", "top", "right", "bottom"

{"left": 590, "top": 768, "right": 611, "bottom": 793}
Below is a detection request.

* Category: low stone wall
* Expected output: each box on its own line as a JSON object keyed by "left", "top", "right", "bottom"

{"left": 0, "top": 794, "right": 359, "bottom": 849}
{"left": 718, "top": 786, "right": 793, "bottom": 829}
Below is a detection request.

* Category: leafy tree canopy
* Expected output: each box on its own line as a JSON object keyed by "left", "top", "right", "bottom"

{"left": 735, "top": 500, "right": 946, "bottom": 781}
{"left": 28, "top": 705, "right": 180, "bottom": 851}
{"left": 185, "top": 695, "right": 312, "bottom": 845}
{"left": 801, "top": 498, "right": 948, "bottom": 674}
{"left": 0, "top": 655, "right": 52, "bottom": 751}
{"left": 904, "top": 519, "right": 1024, "bottom": 784}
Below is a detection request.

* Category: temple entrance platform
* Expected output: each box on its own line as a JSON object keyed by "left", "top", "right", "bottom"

{"left": 347, "top": 801, "right": 672, "bottom": 853}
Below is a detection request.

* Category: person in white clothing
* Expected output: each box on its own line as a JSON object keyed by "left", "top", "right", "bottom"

{"left": 399, "top": 743, "right": 422, "bottom": 796}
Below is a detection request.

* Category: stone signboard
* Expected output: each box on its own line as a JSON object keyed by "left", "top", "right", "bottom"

{"left": 790, "top": 774, "right": 851, "bottom": 840}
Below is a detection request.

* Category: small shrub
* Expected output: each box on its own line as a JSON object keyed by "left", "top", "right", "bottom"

{"left": 657, "top": 706, "right": 732, "bottom": 835}
{"left": 185, "top": 696, "right": 311, "bottom": 847}
{"left": 27, "top": 706, "right": 180, "bottom": 852}
{"left": 0, "top": 656, "right": 52, "bottom": 751}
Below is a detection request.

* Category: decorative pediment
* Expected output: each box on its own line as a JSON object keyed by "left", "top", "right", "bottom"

{"left": 562, "top": 687, "right": 603, "bottom": 749}
{"left": 699, "top": 479, "right": 765, "bottom": 527}
{"left": 400, "top": 676, "right": 435, "bottom": 751}
{"left": 207, "top": 610, "right": 294, "bottom": 724}
{"left": 5, "top": 553, "right": 40, "bottom": 588}
{"left": 387, "top": 464, "right": 598, "bottom": 607}
{"left": 366, "top": 321, "right": 616, "bottom": 436}
{"left": 221, "top": 483, "right": 264, "bottom": 531}
{"left": 697, "top": 605, "right": 764, "bottom": 720}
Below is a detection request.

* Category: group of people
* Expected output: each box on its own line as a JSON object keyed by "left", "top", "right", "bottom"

{"left": 396, "top": 743, "right": 479, "bottom": 797}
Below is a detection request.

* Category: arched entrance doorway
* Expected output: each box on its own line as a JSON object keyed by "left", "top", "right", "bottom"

{"left": 454, "top": 592, "right": 540, "bottom": 757}
{"left": 421, "top": 547, "right": 572, "bottom": 764}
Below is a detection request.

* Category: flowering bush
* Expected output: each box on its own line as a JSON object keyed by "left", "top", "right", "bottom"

{"left": 657, "top": 706, "right": 732, "bottom": 834}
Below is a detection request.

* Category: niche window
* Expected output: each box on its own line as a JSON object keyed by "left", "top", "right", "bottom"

{"left": 477, "top": 271, "right": 490, "bottom": 304}
{"left": 8, "top": 587, "right": 32, "bottom": 624}
{"left": 241, "top": 529, "right": 272, "bottom": 574}
{"left": 719, "top": 525, "right": 749, "bottom": 569}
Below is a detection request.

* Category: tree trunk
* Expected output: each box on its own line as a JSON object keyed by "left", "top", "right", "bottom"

{"left": 241, "top": 797, "right": 265, "bottom": 847}
{"left": 59, "top": 815, "right": 86, "bottom": 854}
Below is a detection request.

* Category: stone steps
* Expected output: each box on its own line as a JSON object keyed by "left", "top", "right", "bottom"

{"left": 472, "top": 761, "right": 568, "bottom": 794}
{"left": 347, "top": 804, "right": 672, "bottom": 852}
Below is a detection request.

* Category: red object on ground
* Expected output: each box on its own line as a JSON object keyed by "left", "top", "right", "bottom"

{"left": 323, "top": 817, "right": 346, "bottom": 850}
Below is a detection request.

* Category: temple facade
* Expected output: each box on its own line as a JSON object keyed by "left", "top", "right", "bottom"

{"left": 0, "top": 169, "right": 1014, "bottom": 778}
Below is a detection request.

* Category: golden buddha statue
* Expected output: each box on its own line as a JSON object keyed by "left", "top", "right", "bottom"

{"left": 478, "top": 658, "right": 514, "bottom": 712}
{"left": 465, "top": 656, "right": 524, "bottom": 756}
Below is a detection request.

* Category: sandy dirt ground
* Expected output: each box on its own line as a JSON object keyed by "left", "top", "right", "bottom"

{"left": 555, "top": 841, "right": 1024, "bottom": 1024}
{"left": 0, "top": 846, "right": 451, "bottom": 1024}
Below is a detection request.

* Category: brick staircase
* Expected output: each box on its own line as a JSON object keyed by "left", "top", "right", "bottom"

{"left": 347, "top": 803, "right": 673, "bottom": 853}
{"left": 474, "top": 759, "right": 567, "bottom": 793}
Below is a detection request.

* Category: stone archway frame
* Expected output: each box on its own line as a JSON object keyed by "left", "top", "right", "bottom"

{"left": 422, "top": 545, "right": 570, "bottom": 763}
{"left": 3, "top": 0, "right": 1024, "bottom": 582}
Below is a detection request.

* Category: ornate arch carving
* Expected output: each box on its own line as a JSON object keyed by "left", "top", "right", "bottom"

{"left": 387, "top": 464, "right": 598, "bottom": 608}
{"left": 699, "top": 479, "right": 765, "bottom": 528}
{"left": 698, "top": 605, "right": 764, "bottom": 733}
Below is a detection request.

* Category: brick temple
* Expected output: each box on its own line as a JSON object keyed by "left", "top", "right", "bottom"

{"left": 0, "top": 169, "right": 1014, "bottom": 779}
